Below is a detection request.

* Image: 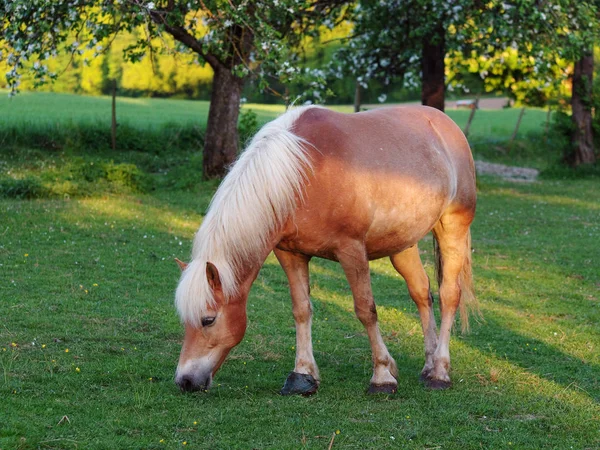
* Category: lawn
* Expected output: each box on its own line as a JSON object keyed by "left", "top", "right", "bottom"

{"left": 1, "top": 90, "right": 549, "bottom": 143}
{"left": 1, "top": 92, "right": 599, "bottom": 449}
{"left": 0, "top": 91, "right": 286, "bottom": 127}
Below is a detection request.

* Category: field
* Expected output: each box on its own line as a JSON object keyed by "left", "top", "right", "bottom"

{"left": 1, "top": 92, "right": 599, "bottom": 449}
{"left": 1, "top": 91, "right": 550, "bottom": 148}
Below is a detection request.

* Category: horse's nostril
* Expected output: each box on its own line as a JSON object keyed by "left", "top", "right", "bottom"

{"left": 178, "top": 375, "right": 195, "bottom": 392}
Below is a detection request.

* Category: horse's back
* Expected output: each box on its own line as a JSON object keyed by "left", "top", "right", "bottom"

{"left": 296, "top": 106, "right": 472, "bottom": 181}
{"left": 278, "top": 106, "right": 475, "bottom": 260}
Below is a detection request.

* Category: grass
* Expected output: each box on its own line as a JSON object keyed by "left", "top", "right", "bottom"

{"left": 1, "top": 90, "right": 561, "bottom": 178}
{"left": 1, "top": 91, "right": 598, "bottom": 448}
{"left": 0, "top": 90, "right": 288, "bottom": 127}
{"left": 1, "top": 177, "right": 599, "bottom": 449}
{"left": 1, "top": 90, "right": 548, "bottom": 138}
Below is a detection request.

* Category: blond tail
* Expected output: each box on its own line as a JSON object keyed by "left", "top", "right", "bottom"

{"left": 433, "top": 229, "right": 479, "bottom": 333}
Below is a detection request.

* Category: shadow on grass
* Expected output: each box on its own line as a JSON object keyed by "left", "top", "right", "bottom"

{"left": 263, "top": 244, "right": 600, "bottom": 403}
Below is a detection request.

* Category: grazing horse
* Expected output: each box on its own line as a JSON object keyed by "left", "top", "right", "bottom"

{"left": 174, "top": 105, "right": 477, "bottom": 395}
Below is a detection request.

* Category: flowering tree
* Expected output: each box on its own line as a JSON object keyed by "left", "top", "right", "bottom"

{"left": 1, "top": 0, "right": 348, "bottom": 178}
{"left": 334, "top": 1, "right": 598, "bottom": 113}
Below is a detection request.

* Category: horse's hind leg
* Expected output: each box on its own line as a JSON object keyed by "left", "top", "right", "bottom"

{"left": 274, "top": 248, "right": 319, "bottom": 396}
{"left": 427, "top": 214, "right": 473, "bottom": 389}
{"left": 390, "top": 245, "right": 438, "bottom": 380}
{"left": 336, "top": 242, "right": 398, "bottom": 394}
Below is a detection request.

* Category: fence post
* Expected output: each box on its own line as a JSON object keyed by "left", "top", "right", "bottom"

{"left": 463, "top": 93, "right": 480, "bottom": 138}
{"left": 544, "top": 107, "right": 552, "bottom": 144}
{"left": 354, "top": 80, "right": 361, "bottom": 113}
{"left": 111, "top": 79, "right": 117, "bottom": 151}
{"left": 508, "top": 107, "right": 526, "bottom": 153}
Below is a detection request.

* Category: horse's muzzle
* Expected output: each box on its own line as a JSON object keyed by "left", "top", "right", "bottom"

{"left": 175, "top": 372, "right": 211, "bottom": 393}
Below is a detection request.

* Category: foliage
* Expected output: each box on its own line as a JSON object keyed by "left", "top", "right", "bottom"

{"left": 546, "top": 107, "right": 600, "bottom": 169}
{"left": 541, "top": 160, "right": 600, "bottom": 179}
{"left": 238, "top": 108, "right": 259, "bottom": 146}
{"left": 0, "top": 0, "right": 349, "bottom": 101}
{"left": 446, "top": 48, "right": 571, "bottom": 106}
{"left": 332, "top": 0, "right": 599, "bottom": 100}
{"left": 0, "top": 26, "right": 212, "bottom": 98}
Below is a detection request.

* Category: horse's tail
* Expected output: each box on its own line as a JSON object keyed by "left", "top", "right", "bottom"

{"left": 433, "top": 228, "right": 479, "bottom": 333}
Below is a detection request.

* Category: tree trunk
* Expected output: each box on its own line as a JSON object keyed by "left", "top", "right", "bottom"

{"left": 571, "top": 52, "right": 595, "bottom": 166}
{"left": 421, "top": 24, "right": 445, "bottom": 112}
{"left": 203, "top": 66, "right": 245, "bottom": 178}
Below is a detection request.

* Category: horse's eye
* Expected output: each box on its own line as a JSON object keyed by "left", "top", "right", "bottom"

{"left": 201, "top": 317, "right": 216, "bottom": 327}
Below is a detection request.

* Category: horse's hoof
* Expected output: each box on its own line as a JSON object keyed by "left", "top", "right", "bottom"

{"left": 419, "top": 370, "right": 433, "bottom": 382}
{"left": 280, "top": 372, "right": 318, "bottom": 396}
{"left": 367, "top": 383, "right": 397, "bottom": 395}
{"left": 425, "top": 378, "right": 452, "bottom": 390}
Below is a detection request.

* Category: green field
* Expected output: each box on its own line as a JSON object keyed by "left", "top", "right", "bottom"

{"left": 1, "top": 92, "right": 599, "bottom": 449}
{"left": 1, "top": 91, "right": 549, "bottom": 143}
{"left": 1, "top": 91, "right": 287, "bottom": 127}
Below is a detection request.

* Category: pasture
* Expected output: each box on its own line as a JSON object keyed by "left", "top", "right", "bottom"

{"left": 1, "top": 92, "right": 599, "bottom": 449}
{"left": 1, "top": 91, "right": 551, "bottom": 155}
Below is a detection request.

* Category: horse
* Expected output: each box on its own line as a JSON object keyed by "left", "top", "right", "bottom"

{"left": 173, "top": 105, "right": 477, "bottom": 395}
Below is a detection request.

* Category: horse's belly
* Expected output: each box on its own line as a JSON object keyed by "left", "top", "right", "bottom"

{"left": 277, "top": 196, "right": 444, "bottom": 261}
{"left": 363, "top": 205, "right": 441, "bottom": 259}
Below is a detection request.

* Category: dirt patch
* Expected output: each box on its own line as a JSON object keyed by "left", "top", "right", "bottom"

{"left": 475, "top": 161, "right": 539, "bottom": 182}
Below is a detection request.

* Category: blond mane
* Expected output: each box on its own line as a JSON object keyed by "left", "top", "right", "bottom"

{"left": 175, "top": 105, "right": 318, "bottom": 326}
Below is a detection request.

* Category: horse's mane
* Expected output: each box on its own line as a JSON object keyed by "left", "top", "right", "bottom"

{"left": 175, "top": 105, "right": 318, "bottom": 326}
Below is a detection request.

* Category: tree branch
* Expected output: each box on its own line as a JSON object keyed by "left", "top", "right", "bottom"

{"left": 146, "top": 8, "right": 220, "bottom": 68}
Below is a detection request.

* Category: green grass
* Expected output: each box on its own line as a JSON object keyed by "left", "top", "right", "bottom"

{"left": 1, "top": 90, "right": 561, "bottom": 174}
{"left": 1, "top": 176, "right": 599, "bottom": 449}
{"left": 1, "top": 90, "right": 547, "bottom": 138}
{"left": 1, "top": 91, "right": 598, "bottom": 448}
{"left": 0, "top": 91, "right": 289, "bottom": 127}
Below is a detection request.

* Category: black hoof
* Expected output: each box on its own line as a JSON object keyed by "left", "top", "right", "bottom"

{"left": 425, "top": 378, "right": 452, "bottom": 390}
{"left": 367, "top": 383, "right": 397, "bottom": 395}
{"left": 280, "top": 372, "right": 318, "bottom": 396}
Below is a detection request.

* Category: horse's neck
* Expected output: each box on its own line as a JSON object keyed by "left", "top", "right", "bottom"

{"left": 232, "top": 242, "right": 275, "bottom": 296}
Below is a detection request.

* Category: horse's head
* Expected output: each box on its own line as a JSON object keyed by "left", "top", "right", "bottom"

{"left": 174, "top": 260, "right": 247, "bottom": 392}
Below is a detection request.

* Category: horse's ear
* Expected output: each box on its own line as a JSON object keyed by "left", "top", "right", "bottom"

{"left": 206, "top": 262, "right": 222, "bottom": 293}
{"left": 174, "top": 258, "right": 188, "bottom": 271}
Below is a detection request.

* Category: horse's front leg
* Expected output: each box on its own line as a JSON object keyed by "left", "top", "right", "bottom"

{"left": 337, "top": 243, "right": 398, "bottom": 394}
{"left": 274, "top": 248, "right": 319, "bottom": 396}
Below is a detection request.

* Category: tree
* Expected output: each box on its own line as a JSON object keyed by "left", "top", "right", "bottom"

{"left": 333, "top": 0, "right": 598, "bottom": 116}
{"left": 332, "top": 0, "right": 479, "bottom": 112}
{"left": 1, "top": 0, "right": 348, "bottom": 178}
